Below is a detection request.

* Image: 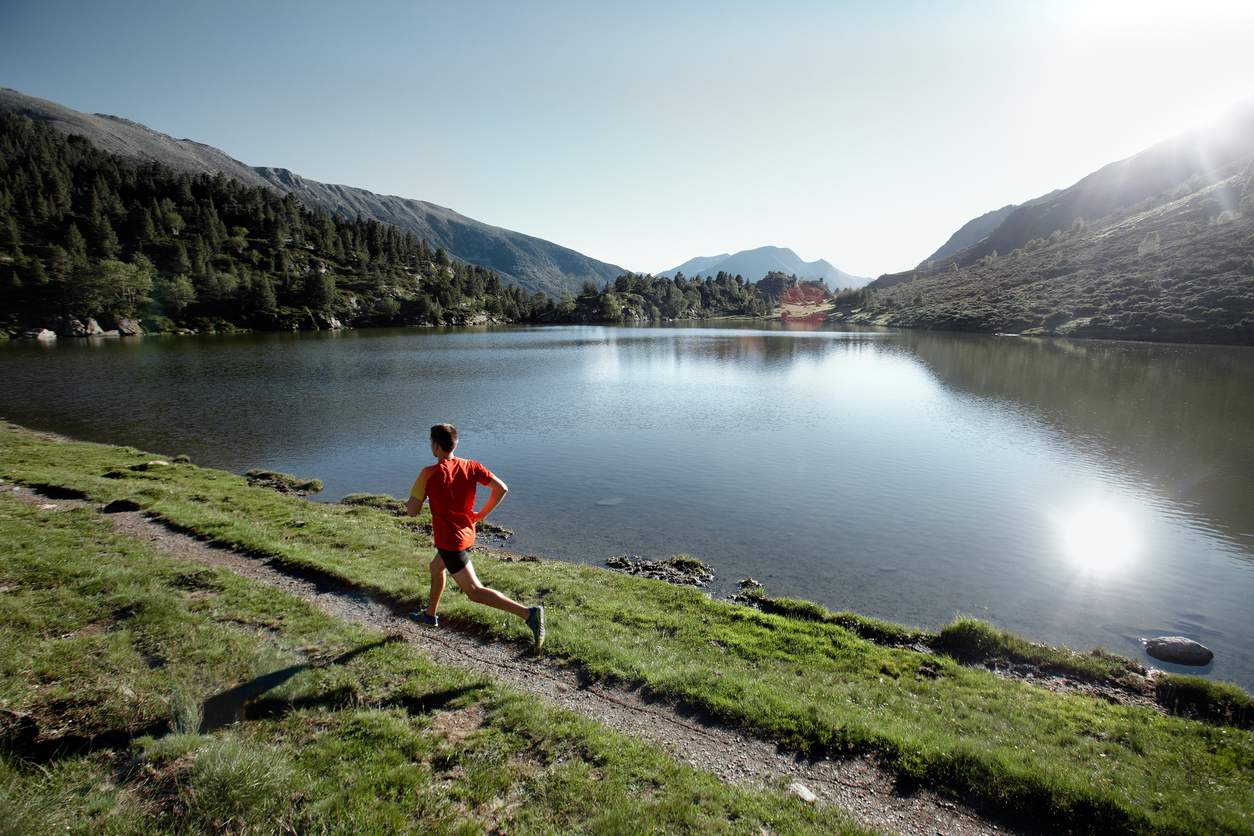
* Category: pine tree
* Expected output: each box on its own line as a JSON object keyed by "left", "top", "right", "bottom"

{"left": 64, "top": 222, "right": 88, "bottom": 264}
{"left": 172, "top": 241, "right": 192, "bottom": 275}
{"left": 0, "top": 214, "right": 21, "bottom": 258}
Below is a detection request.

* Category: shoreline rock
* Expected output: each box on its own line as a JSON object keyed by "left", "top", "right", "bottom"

{"left": 20, "top": 328, "right": 57, "bottom": 341}
{"left": 605, "top": 554, "right": 714, "bottom": 587}
{"left": 1145, "top": 636, "right": 1214, "bottom": 666}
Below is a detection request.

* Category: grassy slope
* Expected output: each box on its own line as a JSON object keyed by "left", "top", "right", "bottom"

{"left": 836, "top": 177, "right": 1254, "bottom": 344}
{"left": 0, "top": 494, "right": 861, "bottom": 834}
{"left": 2, "top": 425, "right": 1251, "bottom": 833}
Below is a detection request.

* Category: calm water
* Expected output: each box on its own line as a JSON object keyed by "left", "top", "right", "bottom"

{"left": 3, "top": 324, "right": 1253, "bottom": 687}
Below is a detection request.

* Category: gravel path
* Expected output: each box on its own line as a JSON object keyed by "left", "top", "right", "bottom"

{"left": 10, "top": 484, "right": 1018, "bottom": 835}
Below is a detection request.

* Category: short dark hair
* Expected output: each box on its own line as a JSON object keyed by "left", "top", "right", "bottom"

{"left": 430, "top": 423, "right": 458, "bottom": 453}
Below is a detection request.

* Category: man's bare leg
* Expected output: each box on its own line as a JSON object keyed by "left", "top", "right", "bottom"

{"left": 451, "top": 563, "right": 529, "bottom": 618}
{"left": 426, "top": 554, "right": 447, "bottom": 617}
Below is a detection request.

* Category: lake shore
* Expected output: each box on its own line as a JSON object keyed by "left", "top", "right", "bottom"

{"left": 2, "top": 422, "right": 1251, "bottom": 833}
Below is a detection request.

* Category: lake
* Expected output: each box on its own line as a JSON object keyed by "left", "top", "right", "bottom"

{"left": 3, "top": 324, "right": 1252, "bottom": 688}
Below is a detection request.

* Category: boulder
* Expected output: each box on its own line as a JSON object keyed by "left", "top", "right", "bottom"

{"left": 787, "top": 782, "right": 817, "bottom": 803}
{"left": 54, "top": 318, "right": 90, "bottom": 337}
{"left": 21, "top": 328, "right": 56, "bottom": 341}
{"left": 312, "top": 312, "right": 343, "bottom": 330}
{"left": 1145, "top": 636, "right": 1213, "bottom": 666}
{"left": 83, "top": 317, "right": 104, "bottom": 336}
{"left": 115, "top": 317, "right": 143, "bottom": 336}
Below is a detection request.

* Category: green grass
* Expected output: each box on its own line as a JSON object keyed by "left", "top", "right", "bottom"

{"left": 2, "top": 424, "right": 1253, "bottom": 833}
{"left": 0, "top": 493, "right": 862, "bottom": 834}
{"left": 932, "top": 616, "right": 1146, "bottom": 688}
{"left": 1155, "top": 674, "right": 1254, "bottom": 730}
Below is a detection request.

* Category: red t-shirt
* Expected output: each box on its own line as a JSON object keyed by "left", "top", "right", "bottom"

{"left": 412, "top": 458, "right": 494, "bottom": 551}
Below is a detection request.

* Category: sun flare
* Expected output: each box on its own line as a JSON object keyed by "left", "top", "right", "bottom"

{"left": 1055, "top": 498, "right": 1142, "bottom": 575}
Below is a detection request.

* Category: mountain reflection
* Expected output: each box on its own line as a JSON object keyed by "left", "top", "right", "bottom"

{"left": 899, "top": 331, "right": 1254, "bottom": 551}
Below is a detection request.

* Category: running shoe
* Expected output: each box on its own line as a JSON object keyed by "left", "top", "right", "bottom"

{"left": 409, "top": 611, "right": 439, "bottom": 627}
{"left": 526, "top": 605, "right": 545, "bottom": 649}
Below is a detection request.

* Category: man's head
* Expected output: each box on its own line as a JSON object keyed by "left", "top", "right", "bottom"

{"left": 430, "top": 423, "right": 458, "bottom": 457}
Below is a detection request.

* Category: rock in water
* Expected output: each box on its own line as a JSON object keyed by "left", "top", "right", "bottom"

{"left": 1145, "top": 636, "right": 1214, "bottom": 666}
{"left": 22, "top": 328, "right": 57, "bottom": 341}
{"left": 115, "top": 317, "right": 143, "bottom": 336}
{"left": 55, "top": 317, "right": 89, "bottom": 337}
{"left": 787, "top": 782, "right": 817, "bottom": 803}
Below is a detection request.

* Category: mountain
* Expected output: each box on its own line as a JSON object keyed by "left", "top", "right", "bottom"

{"left": 920, "top": 204, "right": 1016, "bottom": 265}
{"left": 0, "top": 88, "right": 624, "bottom": 297}
{"left": 840, "top": 102, "right": 1254, "bottom": 344}
{"left": 0, "top": 113, "right": 554, "bottom": 335}
{"left": 660, "top": 246, "right": 869, "bottom": 288}
{"left": 662, "top": 253, "right": 730, "bottom": 278}
{"left": 935, "top": 101, "right": 1254, "bottom": 270}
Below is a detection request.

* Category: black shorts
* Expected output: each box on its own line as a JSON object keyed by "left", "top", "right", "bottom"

{"left": 436, "top": 548, "right": 472, "bottom": 574}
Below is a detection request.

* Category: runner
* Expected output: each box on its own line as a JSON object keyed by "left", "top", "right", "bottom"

{"left": 405, "top": 423, "right": 545, "bottom": 648}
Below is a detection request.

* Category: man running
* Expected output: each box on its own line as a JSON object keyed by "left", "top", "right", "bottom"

{"left": 405, "top": 423, "right": 545, "bottom": 648}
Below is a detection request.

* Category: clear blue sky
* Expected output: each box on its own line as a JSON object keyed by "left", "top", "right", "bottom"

{"left": 3, "top": 0, "right": 1252, "bottom": 277}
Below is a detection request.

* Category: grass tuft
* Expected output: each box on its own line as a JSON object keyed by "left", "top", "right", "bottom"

{"left": 1156, "top": 674, "right": 1254, "bottom": 729}
{"left": 339, "top": 492, "right": 406, "bottom": 515}
{"left": 933, "top": 616, "right": 1144, "bottom": 686}
{"left": 666, "top": 553, "right": 708, "bottom": 572}
{"left": 243, "top": 469, "right": 324, "bottom": 496}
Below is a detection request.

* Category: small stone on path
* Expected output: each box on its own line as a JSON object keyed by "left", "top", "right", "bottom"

{"left": 788, "top": 781, "right": 818, "bottom": 803}
{"left": 38, "top": 503, "right": 57, "bottom": 510}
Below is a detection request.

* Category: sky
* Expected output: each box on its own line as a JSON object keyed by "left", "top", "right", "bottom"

{"left": 2, "top": 0, "right": 1253, "bottom": 278}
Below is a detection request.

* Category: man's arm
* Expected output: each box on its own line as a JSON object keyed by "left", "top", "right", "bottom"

{"left": 405, "top": 469, "right": 430, "bottom": 517}
{"left": 474, "top": 473, "right": 509, "bottom": 522}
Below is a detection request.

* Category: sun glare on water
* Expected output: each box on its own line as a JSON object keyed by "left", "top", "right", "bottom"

{"left": 1054, "top": 497, "right": 1142, "bottom": 576}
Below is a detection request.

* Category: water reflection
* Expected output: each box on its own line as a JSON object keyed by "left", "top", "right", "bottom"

{"left": 900, "top": 331, "right": 1254, "bottom": 553}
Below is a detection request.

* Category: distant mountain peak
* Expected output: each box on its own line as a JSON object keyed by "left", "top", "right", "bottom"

{"left": 661, "top": 246, "right": 870, "bottom": 288}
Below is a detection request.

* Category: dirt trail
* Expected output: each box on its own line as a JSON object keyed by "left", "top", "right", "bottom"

{"left": 9, "top": 484, "right": 1018, "bottom": 836}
